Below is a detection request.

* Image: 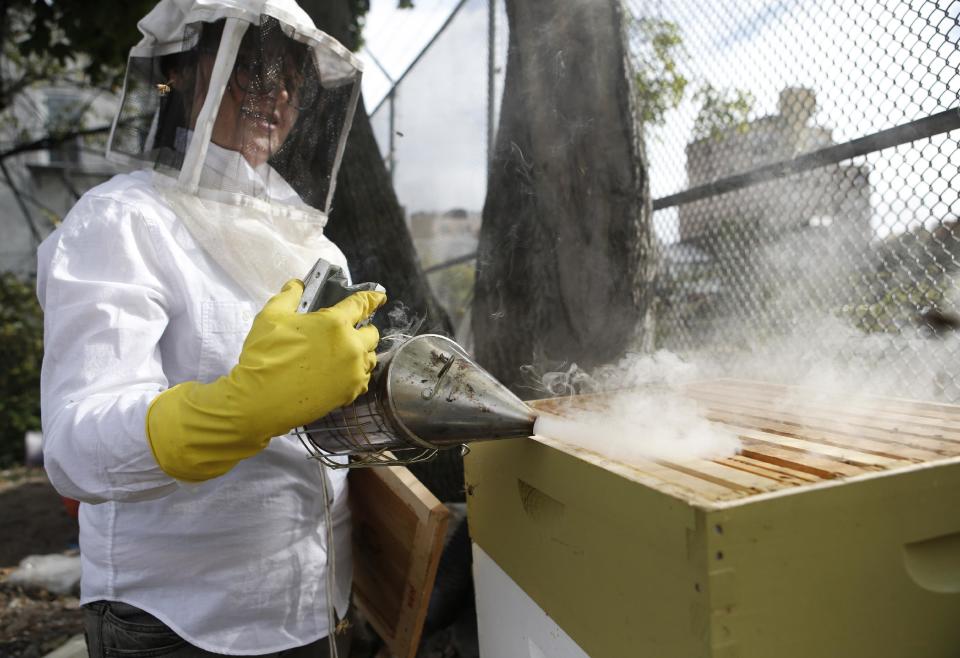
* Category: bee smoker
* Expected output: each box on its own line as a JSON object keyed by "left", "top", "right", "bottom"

{"left": 294, "top": 258, "right": 537, "bottom": 469}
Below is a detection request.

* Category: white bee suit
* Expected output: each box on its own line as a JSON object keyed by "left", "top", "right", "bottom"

{"left": 38, "top": 0, "right": 363, "bottom": 652}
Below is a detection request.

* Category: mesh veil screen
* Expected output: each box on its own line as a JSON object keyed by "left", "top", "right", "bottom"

{"left": 110, "top": 22, "right": 207, "bottom": 173}
{"left": 109, "top": 16, "right": 359, "bottom": 214}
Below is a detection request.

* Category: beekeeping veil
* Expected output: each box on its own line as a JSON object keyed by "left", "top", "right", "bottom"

{"left": 107, "top": 0, "right": 362, "bottom": 302}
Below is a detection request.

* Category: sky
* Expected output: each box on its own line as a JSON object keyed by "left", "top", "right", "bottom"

{"left": 359, "top": 0, "right": 499, "bottom": 214}
{"left": 357, "top": 0, "right": 960, "bottom": 240}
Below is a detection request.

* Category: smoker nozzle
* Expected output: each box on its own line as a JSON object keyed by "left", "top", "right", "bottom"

{"left": 297, "top": 334, "right": 536, "bottom": 468}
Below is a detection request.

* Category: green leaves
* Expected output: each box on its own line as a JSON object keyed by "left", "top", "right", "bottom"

{"left": 12, "top": 0, "right": 156, "bottom": 88}
{"left": 629, "top": 18, "right": 755, "bottom": 142}
{"left": 692, "top": 84, "right": 756, "bottom": 141}
{"left": 0, "top": 272, "right": 43, "bottom": 467}
{"left": 631, "top": 18, "right": 688, "bottom": 127}
{"left": 0, "top": 0, "right": 155, "bottom": 130}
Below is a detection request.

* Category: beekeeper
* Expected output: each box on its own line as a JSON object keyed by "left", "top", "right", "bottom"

{"left": 37, "top": 0, "right": 379, "bottom": 655}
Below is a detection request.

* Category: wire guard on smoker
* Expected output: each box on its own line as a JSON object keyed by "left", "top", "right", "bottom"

{"left": 295, "top": 334, "right": 538, "bottom": 469}
{"left": 294, "top": 361, "right": 439, "bottom": 469}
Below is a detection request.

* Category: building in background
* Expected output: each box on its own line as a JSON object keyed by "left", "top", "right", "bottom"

{"left": 409, "top": 208, "right": 481, "bottom": 267}
{"left": 678, "top": 87, "right": 872, "bottom": 249}
{"left": 1, "top": 85, "right": 121, "bottom": 275}
{"left": 659, "top": 87, "right": 876, "bottom": 347}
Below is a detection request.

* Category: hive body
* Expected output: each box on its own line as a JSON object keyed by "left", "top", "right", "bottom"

{"left": 465, "top": 380, "right": 960, "bottom": 657}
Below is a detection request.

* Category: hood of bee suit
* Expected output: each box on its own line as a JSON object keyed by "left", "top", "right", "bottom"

{"left": 105, "top": 0, "right": 364, "bottom": 303}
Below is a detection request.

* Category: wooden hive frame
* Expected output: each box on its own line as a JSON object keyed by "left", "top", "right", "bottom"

{"left": 529, "top": 378, "right": 960, "bottom": 507}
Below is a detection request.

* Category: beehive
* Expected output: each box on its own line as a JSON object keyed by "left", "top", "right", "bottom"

{"left": 465, "top": 379, "right": 960, "bottom": 657}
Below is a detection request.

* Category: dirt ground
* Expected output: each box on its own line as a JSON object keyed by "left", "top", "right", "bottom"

{"left": 0, "top": 468, "right": 84, "bottom": 658}
{"left": 0, "top": 469, "right": 476, "bottom": 658}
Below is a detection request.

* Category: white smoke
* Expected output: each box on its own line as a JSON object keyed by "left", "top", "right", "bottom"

{"left": 530, "top": 351, "right": 741, "bottom": 464}
{"left": 527, "top": 310, "right": 960, "bottom": 467}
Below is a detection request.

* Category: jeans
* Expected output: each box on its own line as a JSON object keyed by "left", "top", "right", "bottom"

{"left": 83, "top": 601, "right": 351, "bottom": 658}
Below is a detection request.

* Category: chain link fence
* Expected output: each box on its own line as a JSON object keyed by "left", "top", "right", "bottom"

{"left": 629, "top": 0, "right": 960, "bottom": 401}
{"left": 369, "top": 1, "right": 960, "bottom": 400}
{"left": 366, "top": 0, "right": 497, "bottom": 339}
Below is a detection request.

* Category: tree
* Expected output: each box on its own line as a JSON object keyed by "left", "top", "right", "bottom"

{"left": 300, "top": 0, "right": 452, "bottom": 336}
{"left": 298, "top": 13, "right": 469, "bottom": 654}
{"left": 692, "top": 84, "right": 755, "bottom": 141}
{"left": 0, "top": 272, "right": 43, "bottom": 467}
{"left": 473, "top": 0, "right": 656, "bottom": 393}
{"left": 0, "top": 0, "right": 155, "bottom": 146}
{"left": 631, "top": 17, "right": 688, "bottom": 128}
{"left": 303, "top": 0, "right": 463, "bottom": 517}
{"left": 1, "top": 1, "right": 148, "bottom": 104}
{"left": 0, "top": 0, "right": 156, "bottom": 247}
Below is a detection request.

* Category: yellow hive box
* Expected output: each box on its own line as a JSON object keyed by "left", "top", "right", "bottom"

{"left": 464, "top": 380, "right": 960, "bottom": 657}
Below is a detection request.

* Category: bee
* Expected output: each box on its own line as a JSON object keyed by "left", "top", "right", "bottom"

{"left": 156, "top": 82, "right": 172, "bottom": 96}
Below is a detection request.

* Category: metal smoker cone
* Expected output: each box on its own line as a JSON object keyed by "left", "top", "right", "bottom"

{"left": 298, "top": 334, "right": 536, "bottom": 467}
{"left": 383, "top": 334, "right": 537, "bottom": 448}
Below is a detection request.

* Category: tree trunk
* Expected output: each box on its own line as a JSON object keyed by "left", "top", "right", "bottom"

{"left": 304, "top": 3, "right": 462, "bottom": 510}
{"left": 302, "top": 1, "right": 452, "bottom": 336}
{"left": 472, "top": 0, "right": 656, "bottom": 394}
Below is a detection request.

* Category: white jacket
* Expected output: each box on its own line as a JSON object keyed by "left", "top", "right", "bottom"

{"left": 37, "top": 170, "right": 352, "bottom": 654}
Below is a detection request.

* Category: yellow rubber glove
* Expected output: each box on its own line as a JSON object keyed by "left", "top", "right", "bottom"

{"left": 146, "top": 279, "right": 386, "bottom": 482}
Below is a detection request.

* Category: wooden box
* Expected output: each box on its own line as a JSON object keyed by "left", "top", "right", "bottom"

{"left": 350, "top": 464, "right": 449, "bottom": 658}
{"left": 465, "top": 379, "right": 960, "bottom": 657}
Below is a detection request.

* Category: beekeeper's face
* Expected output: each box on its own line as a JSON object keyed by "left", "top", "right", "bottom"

{"left": 192, "top": 29, "right": 315, "bottom": 167}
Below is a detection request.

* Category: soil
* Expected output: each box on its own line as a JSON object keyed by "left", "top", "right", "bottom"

{"left": 0, "top": 468, "right": 475, "bottom": 658}
{"left": 0, "top": 468, "right": 84, "bottom": 657}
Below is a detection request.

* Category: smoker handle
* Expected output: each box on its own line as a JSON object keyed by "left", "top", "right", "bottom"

{"left": 298, "top": 257, "right": 386, "bottom": 322}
